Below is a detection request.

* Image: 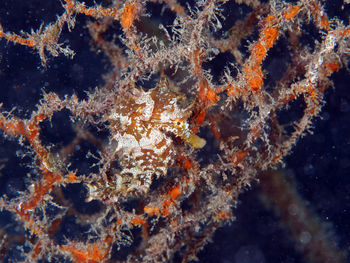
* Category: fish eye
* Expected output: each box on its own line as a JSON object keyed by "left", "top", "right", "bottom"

{"left": 174, "top": 119, "right": 183, "bottom": 127}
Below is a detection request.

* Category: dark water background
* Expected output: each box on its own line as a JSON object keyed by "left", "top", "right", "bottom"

{"left": 0, "top": 0, "right": 349, "bottom": 262}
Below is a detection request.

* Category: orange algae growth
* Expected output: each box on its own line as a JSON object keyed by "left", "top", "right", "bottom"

{"left": 61, "top": 245, "right": 105, "bottom": 263}
{"left": 284, "top": 5, "right": 301, "bottom": 20}
{"left": 121, "top": 2, "right": 137, "bottom": 29}
{"left": 0, "top": 0, "right": 348, "bottom": 262}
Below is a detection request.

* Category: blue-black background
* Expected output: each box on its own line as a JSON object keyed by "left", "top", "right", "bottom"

{"left": 0, "top": 0, "right": 349, "bottom": 262}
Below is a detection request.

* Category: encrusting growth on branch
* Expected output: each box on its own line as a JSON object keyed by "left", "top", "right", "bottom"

{"left": 0, "top": 0, "right": 349, "bottom": 262}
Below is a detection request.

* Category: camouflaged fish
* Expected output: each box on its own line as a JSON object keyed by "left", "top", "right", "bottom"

{"left": 108, "top": 79, "right": 206, "bottom": 194}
